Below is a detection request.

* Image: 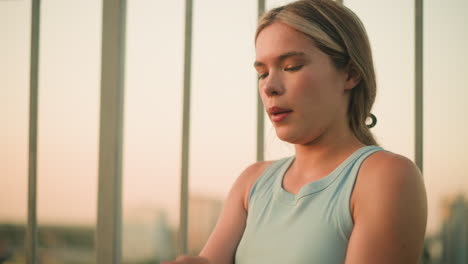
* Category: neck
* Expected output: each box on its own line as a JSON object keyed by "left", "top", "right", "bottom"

{"left": 290, "top": 125, "right": 364, "bottom": 182}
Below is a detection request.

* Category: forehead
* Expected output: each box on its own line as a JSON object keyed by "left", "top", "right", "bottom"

{"left": 255, "top": 22, "right": 317, "bottom": 61}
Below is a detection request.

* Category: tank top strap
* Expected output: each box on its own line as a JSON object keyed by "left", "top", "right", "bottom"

{"left": 335, "top": 145, "right": 384, "bottom": 238}
{"left": 338, "top": 145, "right": 384, "bottom": 195}
{"left": 247, "top": 156, "right": 294, "bottom": 206}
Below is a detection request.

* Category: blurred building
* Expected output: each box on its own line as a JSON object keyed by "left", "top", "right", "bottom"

{"left": 439, "top": 194, "right": 468, "bottom": 264}
{"left": 123, "top": 207, "right": 176, "bottom": 263}
{"left": 188, "top": 194, "right": 223, "bottom": 255}
{"left": 424, "top": 193, "right": 468, "bottom": 264}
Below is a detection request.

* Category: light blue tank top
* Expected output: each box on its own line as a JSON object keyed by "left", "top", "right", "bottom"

{"left": 235, "top": 145, "right": 383, "bottom": 264}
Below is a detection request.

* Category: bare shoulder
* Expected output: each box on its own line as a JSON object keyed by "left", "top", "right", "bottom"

{"left": 346, "top": 150, "right": 428, "bottom": 263}
{"left": 236, "top": 160, "right": 275, "bottom": 211}
{"left": 358, "top": 150, "right": 423, "bottom": 188}
{"left": 354, "top": 150, "right": 426, "bottom": 205}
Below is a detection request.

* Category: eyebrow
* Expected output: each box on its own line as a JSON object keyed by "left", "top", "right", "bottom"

{"left": 254, "top": 51, "right": 306, "bottom": 68}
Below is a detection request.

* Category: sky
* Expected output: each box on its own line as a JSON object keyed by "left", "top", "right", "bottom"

{"left": 1, "top": 0, "right": 467, "bottom": 236}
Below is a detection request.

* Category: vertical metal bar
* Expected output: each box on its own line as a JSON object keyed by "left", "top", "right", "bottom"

{"left": 96, "top": 0, "right": 126, "bottom": 263}
{"left": 179, "top": 0, "right": 193, "bottom": 255}
{"left": 256, "top": 0, "right": 265, "bottom": 162}
{"left": 27, "top": 1, "right": 41, "bottom": 263}
{"left": 415, "top": 0, "right": 423, "bottom": 172}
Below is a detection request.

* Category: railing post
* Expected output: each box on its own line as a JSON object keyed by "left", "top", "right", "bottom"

{"left": 179, "top": 0, "right": 193, "bottom": 255}
{"left": 256, "top": 0, "right": 265, "bottom": 162}
{"left": 96, "top": 0, "right": 127, "bottom": 263}
{"left": 415, "top": 0, "right": 424, "bottom": 172}
{"left": 26, "top": 0, "right": 41, "bottom": 263}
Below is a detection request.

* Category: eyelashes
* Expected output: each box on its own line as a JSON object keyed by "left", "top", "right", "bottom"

{"left": 257, "top": 65, "right": 304, "bottom": 80}
{"left": 258, "top": 73, "right": 268, "bottom": 80}
{"left": 285, "top": 65, "right": 303, "bottom": 72}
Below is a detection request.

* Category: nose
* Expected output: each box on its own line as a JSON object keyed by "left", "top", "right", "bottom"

{"left": 262, "top": 71, "right": 285, "bottom": 97}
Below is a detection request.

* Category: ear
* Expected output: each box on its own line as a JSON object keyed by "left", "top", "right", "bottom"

{"left": 344, "top": 63, "right": 362, "bottom": 90}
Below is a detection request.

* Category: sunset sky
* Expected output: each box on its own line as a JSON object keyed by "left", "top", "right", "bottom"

{"left": 1, "top": 0, "right": 467, "bottom": 236}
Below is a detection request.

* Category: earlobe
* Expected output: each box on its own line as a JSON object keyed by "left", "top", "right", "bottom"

{"left": 345, "top": 64, "right": 362, "bottom": 90}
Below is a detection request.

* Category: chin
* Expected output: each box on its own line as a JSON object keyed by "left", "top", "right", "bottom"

{"left": 275, "top": 128, "right": 301, "bottom": 144}
{"left": 275, "top": 127, "right": 321, "bottom": 145}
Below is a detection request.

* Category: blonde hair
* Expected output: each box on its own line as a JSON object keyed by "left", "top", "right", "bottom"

{"left": 256, "top": 0, "right": 378, "bottom": 146}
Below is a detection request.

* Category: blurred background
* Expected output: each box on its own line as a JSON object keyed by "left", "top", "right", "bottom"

{"left": 1, "top": 0, "right": 467, "bottom": 263}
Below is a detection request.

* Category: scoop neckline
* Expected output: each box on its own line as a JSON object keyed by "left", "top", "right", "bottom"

{"left": 273, "top": 145, "right": 380, "bottom": 205}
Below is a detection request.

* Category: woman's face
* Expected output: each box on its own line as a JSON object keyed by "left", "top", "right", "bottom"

{"left": 255, "top": 22, "right": 356, "bottom": 145}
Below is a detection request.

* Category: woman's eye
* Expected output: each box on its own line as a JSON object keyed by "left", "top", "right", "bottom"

{"left": 258, "top": 73, "right": 269, "bottom": 80}
{"left": 285, "top": 65, "right": 303, "bottom": 72}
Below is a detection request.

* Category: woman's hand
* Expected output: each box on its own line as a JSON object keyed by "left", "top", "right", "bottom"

{"left": 161, "top": 256, "right": 211, "bottom": 264}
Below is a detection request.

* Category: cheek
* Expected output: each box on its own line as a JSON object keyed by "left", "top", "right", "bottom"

{"left": 258, "top": 86, "right": 267, "bottom": 104}
{"left": 290, "top": 75, "right": 322, "bottom": 106}
{"left": 291, "top": 75, "right": 339, "bottom": 124}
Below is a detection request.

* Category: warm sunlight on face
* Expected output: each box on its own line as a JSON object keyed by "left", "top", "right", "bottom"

{"left": 255, "top": 22, "right": 351, "bottom": 145}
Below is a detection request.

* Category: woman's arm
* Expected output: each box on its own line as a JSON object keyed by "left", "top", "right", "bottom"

{"left": 345, "top": 152, "right": 428, "bottom": 264}
{"left": 163, "top": 161, "right": 271, "bottom": 264}
{"left": 199, "top": 161, "right": 271, "bottom": 263}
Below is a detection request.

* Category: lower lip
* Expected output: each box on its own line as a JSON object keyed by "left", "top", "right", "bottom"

{"left": 271, "top": 112, "right": 292, "bottom": 122}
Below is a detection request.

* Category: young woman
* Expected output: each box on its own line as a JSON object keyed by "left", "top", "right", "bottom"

{"left": 164, "top": 0, "right": 427, "bottom": 263}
